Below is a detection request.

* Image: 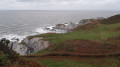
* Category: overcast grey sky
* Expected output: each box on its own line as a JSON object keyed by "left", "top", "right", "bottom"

{"left": 0, "top": 0, "right": 119, "bottom": 10}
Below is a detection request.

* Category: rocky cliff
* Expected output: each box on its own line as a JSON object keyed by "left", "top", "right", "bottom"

{"left": 8, "top": 37, "right": 50, "bottom": 55}
{"left": 8, "top": 42, "right": 28, "bottom": 55}
{"left": 5, "top": 19, "right": 93, "bottom": 55}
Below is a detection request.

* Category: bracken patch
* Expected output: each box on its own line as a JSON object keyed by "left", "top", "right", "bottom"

{"left": 48, "top": 39, "right": 120, "bottom": 57}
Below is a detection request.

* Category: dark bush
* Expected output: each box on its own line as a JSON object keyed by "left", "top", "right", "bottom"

{"left": 101, "top": 14, "right": 120, "bottom": 24}
{"left": 0, "top": 51, "right": 11, "bottom": 65}
{"left": 0, "top": 39, "right": 19, "bottom": 64}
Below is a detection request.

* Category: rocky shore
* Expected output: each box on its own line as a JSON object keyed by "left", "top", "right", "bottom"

{"left": 44, "top": 22, "right": 78, "bottom": 32}
{"left": 1, "top": 19, "right": 94, "bottom": 55}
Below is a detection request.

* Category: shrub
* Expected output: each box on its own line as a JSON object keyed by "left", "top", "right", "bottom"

{"left": 101, "top": 14, "right": 120, "bottom": 24}
{"left": 0, "top": 39, "right": 19, "bottom": 63}
{"left": 0, "top": 51, "right": 11, "bottom": 65}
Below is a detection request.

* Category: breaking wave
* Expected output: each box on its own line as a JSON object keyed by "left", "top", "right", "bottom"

{"left": 0, "top": 25, "right": 65, "bottom": 42}
{"left": 0, "top": 27, "right": 49, "bottom": 42}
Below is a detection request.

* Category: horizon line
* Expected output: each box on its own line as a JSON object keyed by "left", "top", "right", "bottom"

{"left": 0, "top": 10, "right": 119, "bottom": 11}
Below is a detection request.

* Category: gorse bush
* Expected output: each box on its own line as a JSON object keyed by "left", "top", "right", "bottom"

{"left": 0, "top": 38, "right": 19, "bottom": 65}
{"left": 101, "top": 14, "right": 120, "bottom": 24}
{"left": 0, "top": 38, "right": 10, "bottom": 46}
{"left": 0, "top": 51, "right": 11, "bottom": 65}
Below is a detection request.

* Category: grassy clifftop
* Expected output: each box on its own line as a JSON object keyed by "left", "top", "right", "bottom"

{"left": 29, "top": 14, "right": 120, "bottom": 44}
{"left": 27, "top": 15, "right": 120, "bottom": 56}
{"left": 23, "top": 14, "right": 120, "bottom": 67}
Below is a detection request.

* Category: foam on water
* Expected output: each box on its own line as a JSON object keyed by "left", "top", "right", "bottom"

{"left": 0, "top": 34, "right": 27, "bottom": 42}
{"left": 35, "top": 27, "right": 50, "bottom": 34}
{"left": 0, "top": 27, "right": 50, "bottom": 42}
{"left": 0, "top": 26, "right": 64, "bottom": 42}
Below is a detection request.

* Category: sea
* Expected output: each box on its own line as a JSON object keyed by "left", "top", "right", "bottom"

{"left": 0, "top": 10, "right": 119, "bottom": 42}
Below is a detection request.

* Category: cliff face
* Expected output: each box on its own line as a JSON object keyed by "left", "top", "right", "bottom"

{"left": 22, "top": 37, "right": 50, "bottom": 55}
{"left": 8, "top": 37, "right": 50, "bottom": 55}
{"left": 8, "top": 42, "right": 28, "bottom": 55}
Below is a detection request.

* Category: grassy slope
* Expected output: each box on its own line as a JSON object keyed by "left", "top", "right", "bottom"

{"left": 29, "top": 23, "right": 120, "bottom": 44}
{"left": 31, "top": 22, "right": 120, "bottom": 55}
{"left": 25, "top": 57, "right": 119, "bottom": 67}
{"left": 36, "top": 58, "right": 119, "bottom": 67}
{"left": 25, "top": 23, "right": 120, "bottom": 67}
{"left": 25, "top": 15, "right": 120, "bottom": 67}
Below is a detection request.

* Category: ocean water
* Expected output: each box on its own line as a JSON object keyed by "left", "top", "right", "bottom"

{"left": 0, "top": 10, "right": 119, "bottom": 42}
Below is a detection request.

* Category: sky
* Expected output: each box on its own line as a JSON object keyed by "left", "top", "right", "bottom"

{"left": 0, "top": 0, "right": 119, "bottom": 10}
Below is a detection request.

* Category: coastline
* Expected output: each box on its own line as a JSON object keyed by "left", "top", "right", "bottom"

{"left": 1, "top": 18, "right": 94, "bottom": 55}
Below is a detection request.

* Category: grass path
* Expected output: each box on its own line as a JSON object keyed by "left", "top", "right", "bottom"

{"left": 23, "top": 56, "right": 119, "bottom": 67}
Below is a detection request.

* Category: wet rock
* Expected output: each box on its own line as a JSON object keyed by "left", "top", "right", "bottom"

{"left": 44, "top": 22, "right": 77, "bottom": 32}
{"left": 11, "top": 37, "right": 19, "bottom": 41}
{"left": 54, "top": 22, "right": 77, "bottom": 30}
{"left": 66, "top": 22, "right": 78, "bottom": 30}
{"left": 54, "top": 24, "right": 66, "bottom": 30}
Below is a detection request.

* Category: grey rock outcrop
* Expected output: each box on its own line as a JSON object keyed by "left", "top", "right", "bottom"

{"left": 44, "top": 20, "right": 94, "bottom": 33}
{"left": 54, "top": 22, "right": 77, "bottom": 30}
{"left": 8, "top": 37, "right": 50, "bottom": 55}
{"left": 54, "top": 24, "right": 66, "bottom": 30}
{"left": 22, "top": 37, "right": 50, "bottom": 55}
{"left": 79, "top": 19, "right": 93, "bottom": 25}
{"left": 8, "top": 42, "right": 28, "bottom": 55}
{"left": 44, "top": 22, "right": 78, "bottom": 32}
